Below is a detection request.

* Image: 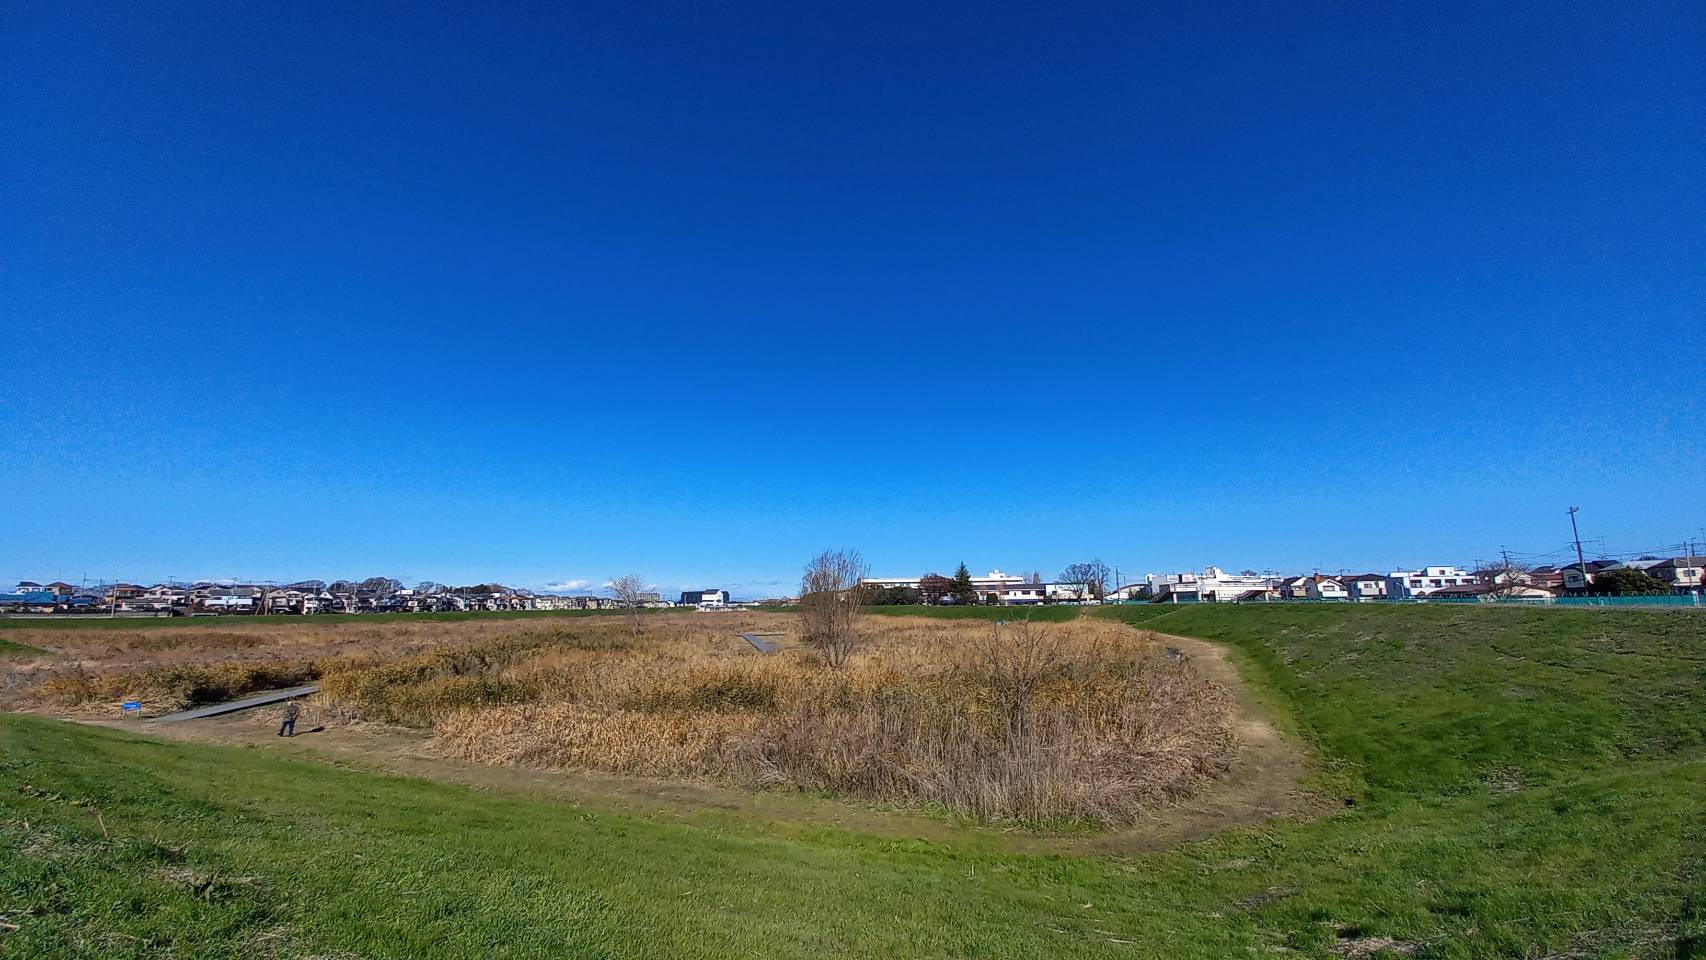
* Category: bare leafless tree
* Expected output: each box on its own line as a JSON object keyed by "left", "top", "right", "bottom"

{"left": 607, "top": 574, "right": 647, "bottom": 635}
{"left": 1483, "top": 561, "right": 1535, "bottom": 599}
{"left": 799, "top": 549, "right": 868, "bottom": 668}
{"left": 974, "top": 616, "right": 1067, "bottom": 741}
{"left": 1058, "top": 560, "right": 1111, "bottom": 600}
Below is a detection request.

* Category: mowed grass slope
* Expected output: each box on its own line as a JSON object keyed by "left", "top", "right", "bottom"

{"left": 1098, "top": 603, "right": 1706, "bottom": 798}
{"left": 3, "top": 604, "right": 1704, "bottom": 959}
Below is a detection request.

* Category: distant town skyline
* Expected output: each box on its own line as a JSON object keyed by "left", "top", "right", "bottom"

{"left": 7, "top": 510, "right": 1703, "bottom": 602}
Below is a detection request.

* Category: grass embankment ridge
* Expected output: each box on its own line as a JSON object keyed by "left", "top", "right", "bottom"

{"left": 3, "top": 604, "right": 1704, "bottom": 958}
{"left": 1094, "top": 603, "right": 1706, "bottom": 799}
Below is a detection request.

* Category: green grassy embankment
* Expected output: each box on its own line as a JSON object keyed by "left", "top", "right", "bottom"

{"left": 2, "top": 604, "right": 1703, "bottom": 958}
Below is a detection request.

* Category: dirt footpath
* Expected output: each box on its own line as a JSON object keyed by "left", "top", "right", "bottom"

{"left": 1086, "top": 630, "right": 1323, "bottom": 854}
{"left": 96, "top": 630, "right": 1322, "bottom": 857}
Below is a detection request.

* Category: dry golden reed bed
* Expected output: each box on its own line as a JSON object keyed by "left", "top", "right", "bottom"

{"left": 4, "top": 613, "right": 1235, "bottom": 824}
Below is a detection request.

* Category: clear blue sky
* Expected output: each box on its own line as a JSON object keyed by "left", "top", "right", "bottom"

{"left": 4, "top": 1, "right": 1702, "bottom": 596}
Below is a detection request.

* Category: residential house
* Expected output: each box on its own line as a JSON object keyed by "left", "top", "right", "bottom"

{"left": 129, "top": 585, "right": 188, "bottom": 611}
{"left": 1430, "top": 582, "right": 1494, "bottom": 600}
{"left": 1385, "top": 566, "right": 1478, "bottom": 599}
{"left": 1562, "top": 560, "right": 1620, "bottom": 593}
{"left": 265, "top": 589, "right": 307, "bottom": 614}
{"left": 1279, "top": 576, "right": 1313, "bottom": 600}
{"left": 1487, "top": 583, "right": 1557, "bottom": 601}
{"left": 1302, "top": 575, "right": 1348, "bottom": 600}
{"left": 45, "top": 582, "right": 77, "bottom": 598}
{"left": 1432, "top": 582, "right": 1555, "bottom": 602}
{"left": 1641, "top": 557, "right": 1705, "bottom": 594}
{"left": 1526, "top": 567, "right": 1567, "bottom": 592}
{"left": 1340, "top": 573, "right": 1388, "bottom": 602}
{"left": 680, "top": 589, "right": 731, "bottom": 609}
{"left": 0, "top": 591, "right": 57, "bottom": 612}
{"left": 201, "top": 588, "right": 259, "bottom": 612}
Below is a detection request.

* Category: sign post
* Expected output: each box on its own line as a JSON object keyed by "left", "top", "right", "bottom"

{"left": 121, "top": 700, "right": 141, "bottom": 719}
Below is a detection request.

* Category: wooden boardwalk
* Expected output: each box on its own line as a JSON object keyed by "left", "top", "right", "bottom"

{"left": 148, "top": 684, "right": 321, "bottom": 723}
{"left": 739, "top": 632, "right": 781, "bottom": 654}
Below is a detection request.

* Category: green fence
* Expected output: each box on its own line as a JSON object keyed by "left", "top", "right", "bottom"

{"left": 1119, "top": 594, "right": 1702, "bottom": 608}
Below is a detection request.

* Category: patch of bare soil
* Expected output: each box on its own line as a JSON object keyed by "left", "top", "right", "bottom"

{"left": 88, "top": 628, "right": 1319, "bottom": 856}
{"left": 1073, "top": 630, "right": 1325, "bottom": 854}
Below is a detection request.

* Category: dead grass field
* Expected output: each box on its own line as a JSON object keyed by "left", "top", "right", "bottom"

{"left": 2, "top": 612, "right": 1236, "bottom": 824}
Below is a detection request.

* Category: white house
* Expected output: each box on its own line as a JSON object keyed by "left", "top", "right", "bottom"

{"left": 680, "top": 589, "right": 730, "bottom": 609}
{"left": 202, "top": 588, "right": 257, "bottom": 611}
{"left": 1386, "top": 565, "right": 1478, "bottom": 599}
{"left": 1340, "top": 574, "right": 1388, "bottom": 601}
{"left": 1302, "top": 575, "right": 1348, "bottom": 600}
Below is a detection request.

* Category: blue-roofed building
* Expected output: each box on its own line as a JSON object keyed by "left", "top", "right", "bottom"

{"left": 0, "top": 591, "right": 59, "bottom": 610}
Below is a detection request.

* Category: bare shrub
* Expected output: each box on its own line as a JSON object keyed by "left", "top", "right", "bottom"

{"left": 975, "top": 617, "right": 1067, "bottom": 741}
{"left": 799, "top": 549, "right": 868, "bottom": 668}
{"left": 607, "top": 574, "right": 646, "bottom": 636}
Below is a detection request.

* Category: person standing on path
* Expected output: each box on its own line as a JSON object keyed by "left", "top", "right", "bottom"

{"left": 278, "top": 699, "right": 300, "bottom": 737}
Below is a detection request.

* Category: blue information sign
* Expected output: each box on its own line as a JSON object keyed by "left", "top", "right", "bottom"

{"left": 121, "top": 701, "right": 141, "bottom": 714}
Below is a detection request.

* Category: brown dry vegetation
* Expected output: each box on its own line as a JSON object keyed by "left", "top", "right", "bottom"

{"left": 2, "top": 613, "right": 1236, "bottom": 824}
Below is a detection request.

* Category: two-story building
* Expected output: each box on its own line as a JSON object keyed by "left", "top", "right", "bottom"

{"left": 680, "top": 589, "right": 731, "bottom": 609}
{"left": 1146, "top": 567, "right": 1281, "bottom": 603}
{"left": 1385, "top": 566, "right": 1478, "bottom": 599}
{"left": 1303, "top": 575, "right": 1349, "bottom": 600}
{"left": 1340, "top": 573, "right": 1388, "bottom": 601}
{"left": 1640, "top": 557, "right": 1704, "bottom": 594}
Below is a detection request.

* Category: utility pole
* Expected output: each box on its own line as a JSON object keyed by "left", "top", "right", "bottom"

{"left": 1568, "top": 507, "right": 1588, "bottom": 588}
